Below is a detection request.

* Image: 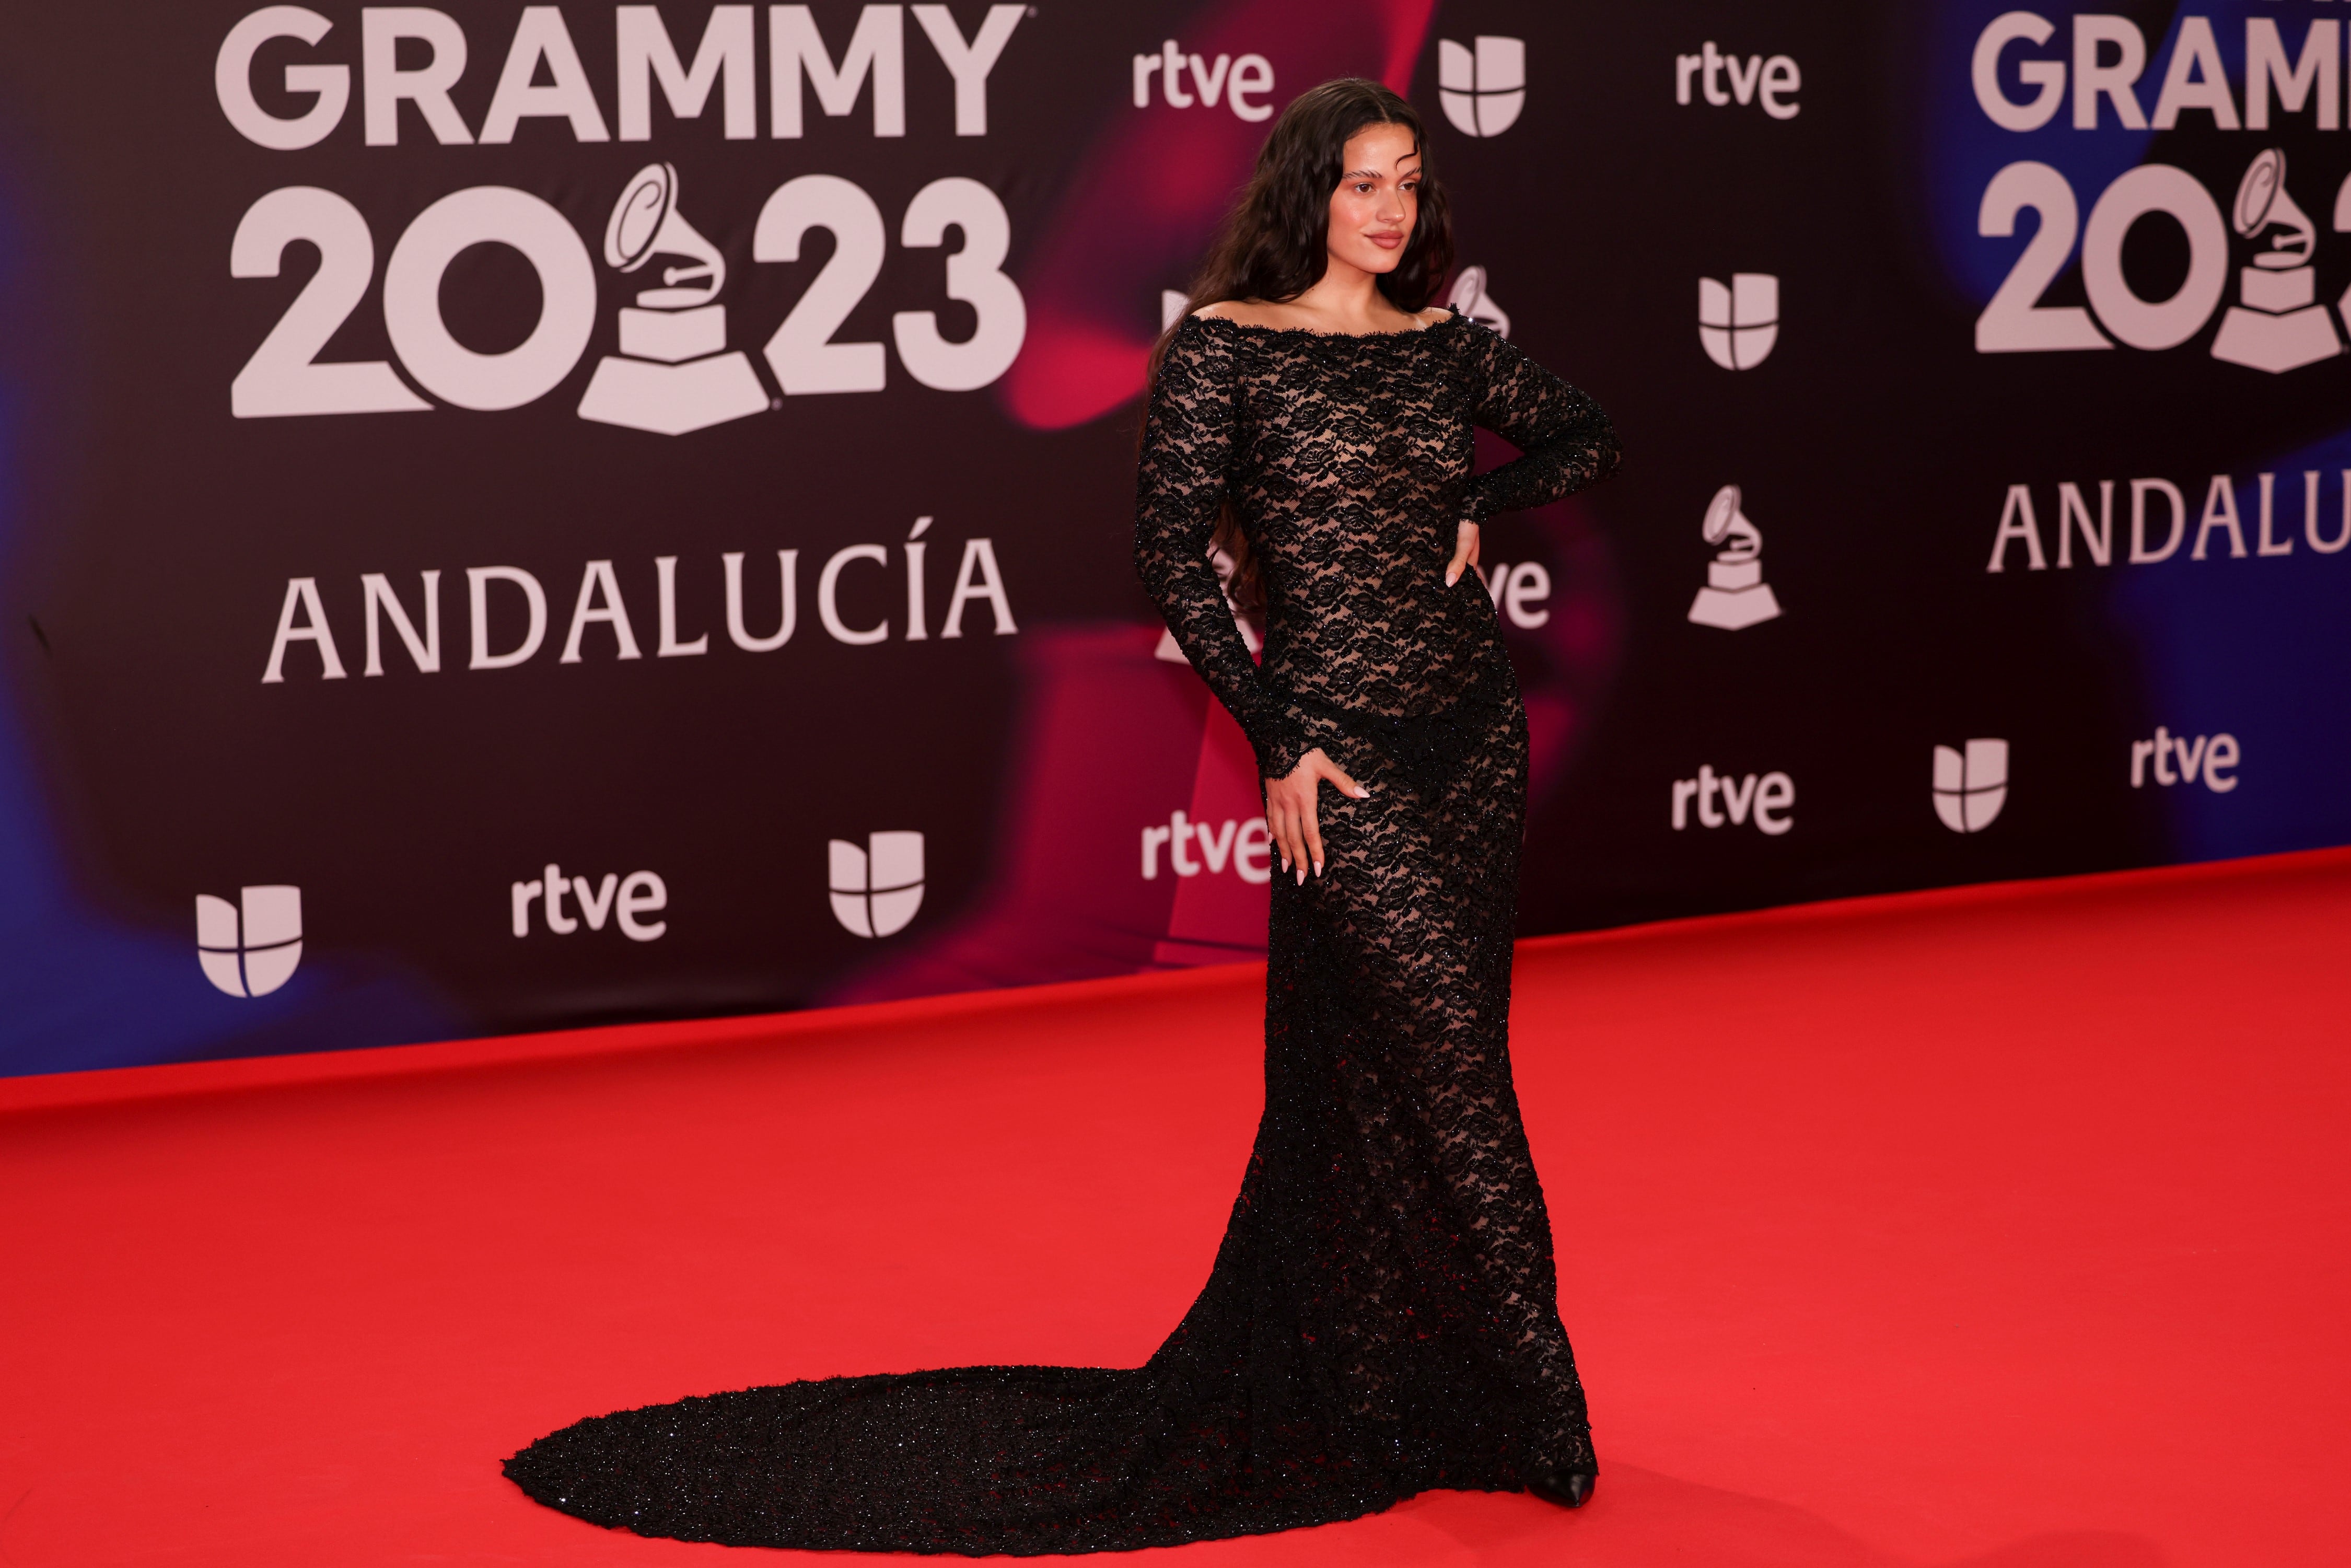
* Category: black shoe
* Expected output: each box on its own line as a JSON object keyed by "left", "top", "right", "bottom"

{"left": 1526, "top": 1467, "right": 1597, "bottom": 1508}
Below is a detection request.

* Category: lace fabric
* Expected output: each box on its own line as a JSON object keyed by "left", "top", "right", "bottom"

{"left": 504, "top": 308, "right": 1622, "bottom": 1554}
{"left": 1133, "top": 311, "right": 1620, "bottom": 780}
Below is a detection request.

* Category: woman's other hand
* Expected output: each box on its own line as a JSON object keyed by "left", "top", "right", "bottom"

{"left": 1264, "top": 748, "right": 1370, "bottom": 884}
{"left": 1444, "top": 520, "right": 1481, "bottom": 587}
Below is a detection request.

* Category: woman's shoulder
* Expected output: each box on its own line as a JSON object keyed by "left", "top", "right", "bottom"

{"left": 1155, "top": 308, "right": 1244, "bottom": 393}
{"left": 1189, "top": 299, "right": 1463, "bottom": 336}
{"left": 1189, "top": 299, "right": 1289, "bottom": 329}
{"left": 1435, "top": 306, "right": 1514, "bottom": 370}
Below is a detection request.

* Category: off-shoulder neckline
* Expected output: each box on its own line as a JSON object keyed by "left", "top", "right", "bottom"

{"left": 1186, "top": 307, "right": 1465, "bottom": 341}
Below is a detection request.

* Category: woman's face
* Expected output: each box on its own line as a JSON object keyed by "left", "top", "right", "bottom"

{"left": 1325, "top": 122, "right": 1421, "bottom": 277}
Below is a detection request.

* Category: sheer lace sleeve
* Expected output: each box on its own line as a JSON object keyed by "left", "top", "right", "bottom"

{"left": 1135, "top": 319, "right": 1308, "bottom": 779}
{"left": 1459, "top": 319, "right": 1622, "bottom": 522}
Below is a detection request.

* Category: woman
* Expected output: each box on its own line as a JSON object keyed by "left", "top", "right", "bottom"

{"left": 505, "top": 78, "right": 1620, "bottom": 1553}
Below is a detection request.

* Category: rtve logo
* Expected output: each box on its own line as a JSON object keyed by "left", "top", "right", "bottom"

{"left": 1476, "top": 557, "right": 1553, "bottom": 629}
{"left": 1674, "top": 43, "right": 1802, "bottom": 119}
{"left": 830, "top": 831, "right": 924, "bottom": 937}
{"left": 2132, "top": 727, "right": 2241, "bottom": 793}
{"left": 1130, "top": 40, "right": 1275, "bottom": 121}
{"left": 1670, "top": 766, "right": 1795, "bottom": 835}
{"left": 1142, "top": 811, "right": 1273, "bottom": 885}
{"left": 196, "top": 885, "right": 302, "bottom": 997}
{"left": 511, "top": 864, "right": 669, "bottom": 940}
{"left": 1438, "top": 37, "right": 1525, "bottom": 137}
{"left": 1933, "top": 739, "right": 2009, "bottom": 833}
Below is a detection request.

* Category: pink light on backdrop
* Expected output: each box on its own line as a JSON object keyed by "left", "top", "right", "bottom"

{"left": 823, "top": 502, "right": 1624, "bottom": 1006}
{"left": 998, "top": 0, "right": 1439, "bottom": 432}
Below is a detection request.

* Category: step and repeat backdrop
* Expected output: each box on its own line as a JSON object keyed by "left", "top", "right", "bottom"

{"left": 2, "top": 1, "right": 2346, "bottom": 1074}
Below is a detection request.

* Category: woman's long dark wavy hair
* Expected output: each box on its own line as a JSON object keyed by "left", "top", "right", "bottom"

{"left": 1146, "top": 78, "right": 1454, "bottom": 608}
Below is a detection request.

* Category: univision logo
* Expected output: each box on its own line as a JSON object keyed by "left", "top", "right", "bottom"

{"left": 829, "top": 831, "right": 924, "bottom": 937}
{"left": 1698, "top": 273, "right": 1778, "bottom": 370}
{"left": 1933, "top": 740, "right": 2009, "bottom": 833}
{"left": 195, "top": 885, "right": 302, "bottom": 996}
{"left": 1437, "top": 37, "right": 1525, "bottom": 137}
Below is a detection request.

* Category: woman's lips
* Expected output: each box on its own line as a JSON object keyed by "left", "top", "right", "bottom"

{"left": 1366, "top": 233, "right": 1404, "bottom": 250}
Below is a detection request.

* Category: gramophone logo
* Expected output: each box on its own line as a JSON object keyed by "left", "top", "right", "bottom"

{"left": 1686, "top": 485, "right": 1782, "bottom": 631}
{"left": 1699, "top": 273, "right": 1778, "bottom": 369}
{"left": 829, "top": 831, "right": 924, "bottom": 938}
{"left": 2209, "top": 149, "right": 2341, "bottom": 375}
{"left": 1446, "top": 265, "right": 1510, "bottom": 336}
{"left": 195, "top": 885, "right": 302, "bottom": 997}
{"left": 576, "top": 162, "right": 770, "bottom": 435}
{"left": 1437, "top": 37, "right": 1524, "bottom": 137}
{"left": 1933, "top": 740, "right": 2008, "bottom": 833}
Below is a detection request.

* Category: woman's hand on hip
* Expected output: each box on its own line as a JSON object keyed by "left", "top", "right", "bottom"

{"left": 1264, "top": 748, "right": 1369, "bottom": 885}
{"left": 1444, "top": 520, "right": 1481, "bottom": 587}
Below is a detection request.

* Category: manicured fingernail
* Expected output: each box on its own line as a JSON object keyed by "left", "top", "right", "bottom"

{"left": 1296, "top": 866, "right": 1306, "bottom": 885}
{"left": 1445, "top": 570, "right": 1458, "bottom": 586}
{"left": 1354, "top": 787, "right": 1371, "bottom": 798}
{"left": 1313, "top": 861, "right": 1323, "bottom": 878}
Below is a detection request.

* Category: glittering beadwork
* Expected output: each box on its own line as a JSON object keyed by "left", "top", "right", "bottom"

{"left": 504, "top": 308, "right": 1621, "bottom": 1553}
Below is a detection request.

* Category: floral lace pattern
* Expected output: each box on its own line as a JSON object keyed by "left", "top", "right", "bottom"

{"left": 503, "top": 309, "right": 1621, "bottom": 1554}
{"left": 1134, "top": 311, "right": 1619, "bottom": 779}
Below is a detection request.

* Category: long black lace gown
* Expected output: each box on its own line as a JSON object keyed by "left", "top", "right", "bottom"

{"left": 505, "top": 308, "right": 1622, "bottom": 1553}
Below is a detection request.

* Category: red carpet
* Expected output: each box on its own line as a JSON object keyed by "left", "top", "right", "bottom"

{"left": 4, "top": 851, "right": 2347, "bottom": 1566}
